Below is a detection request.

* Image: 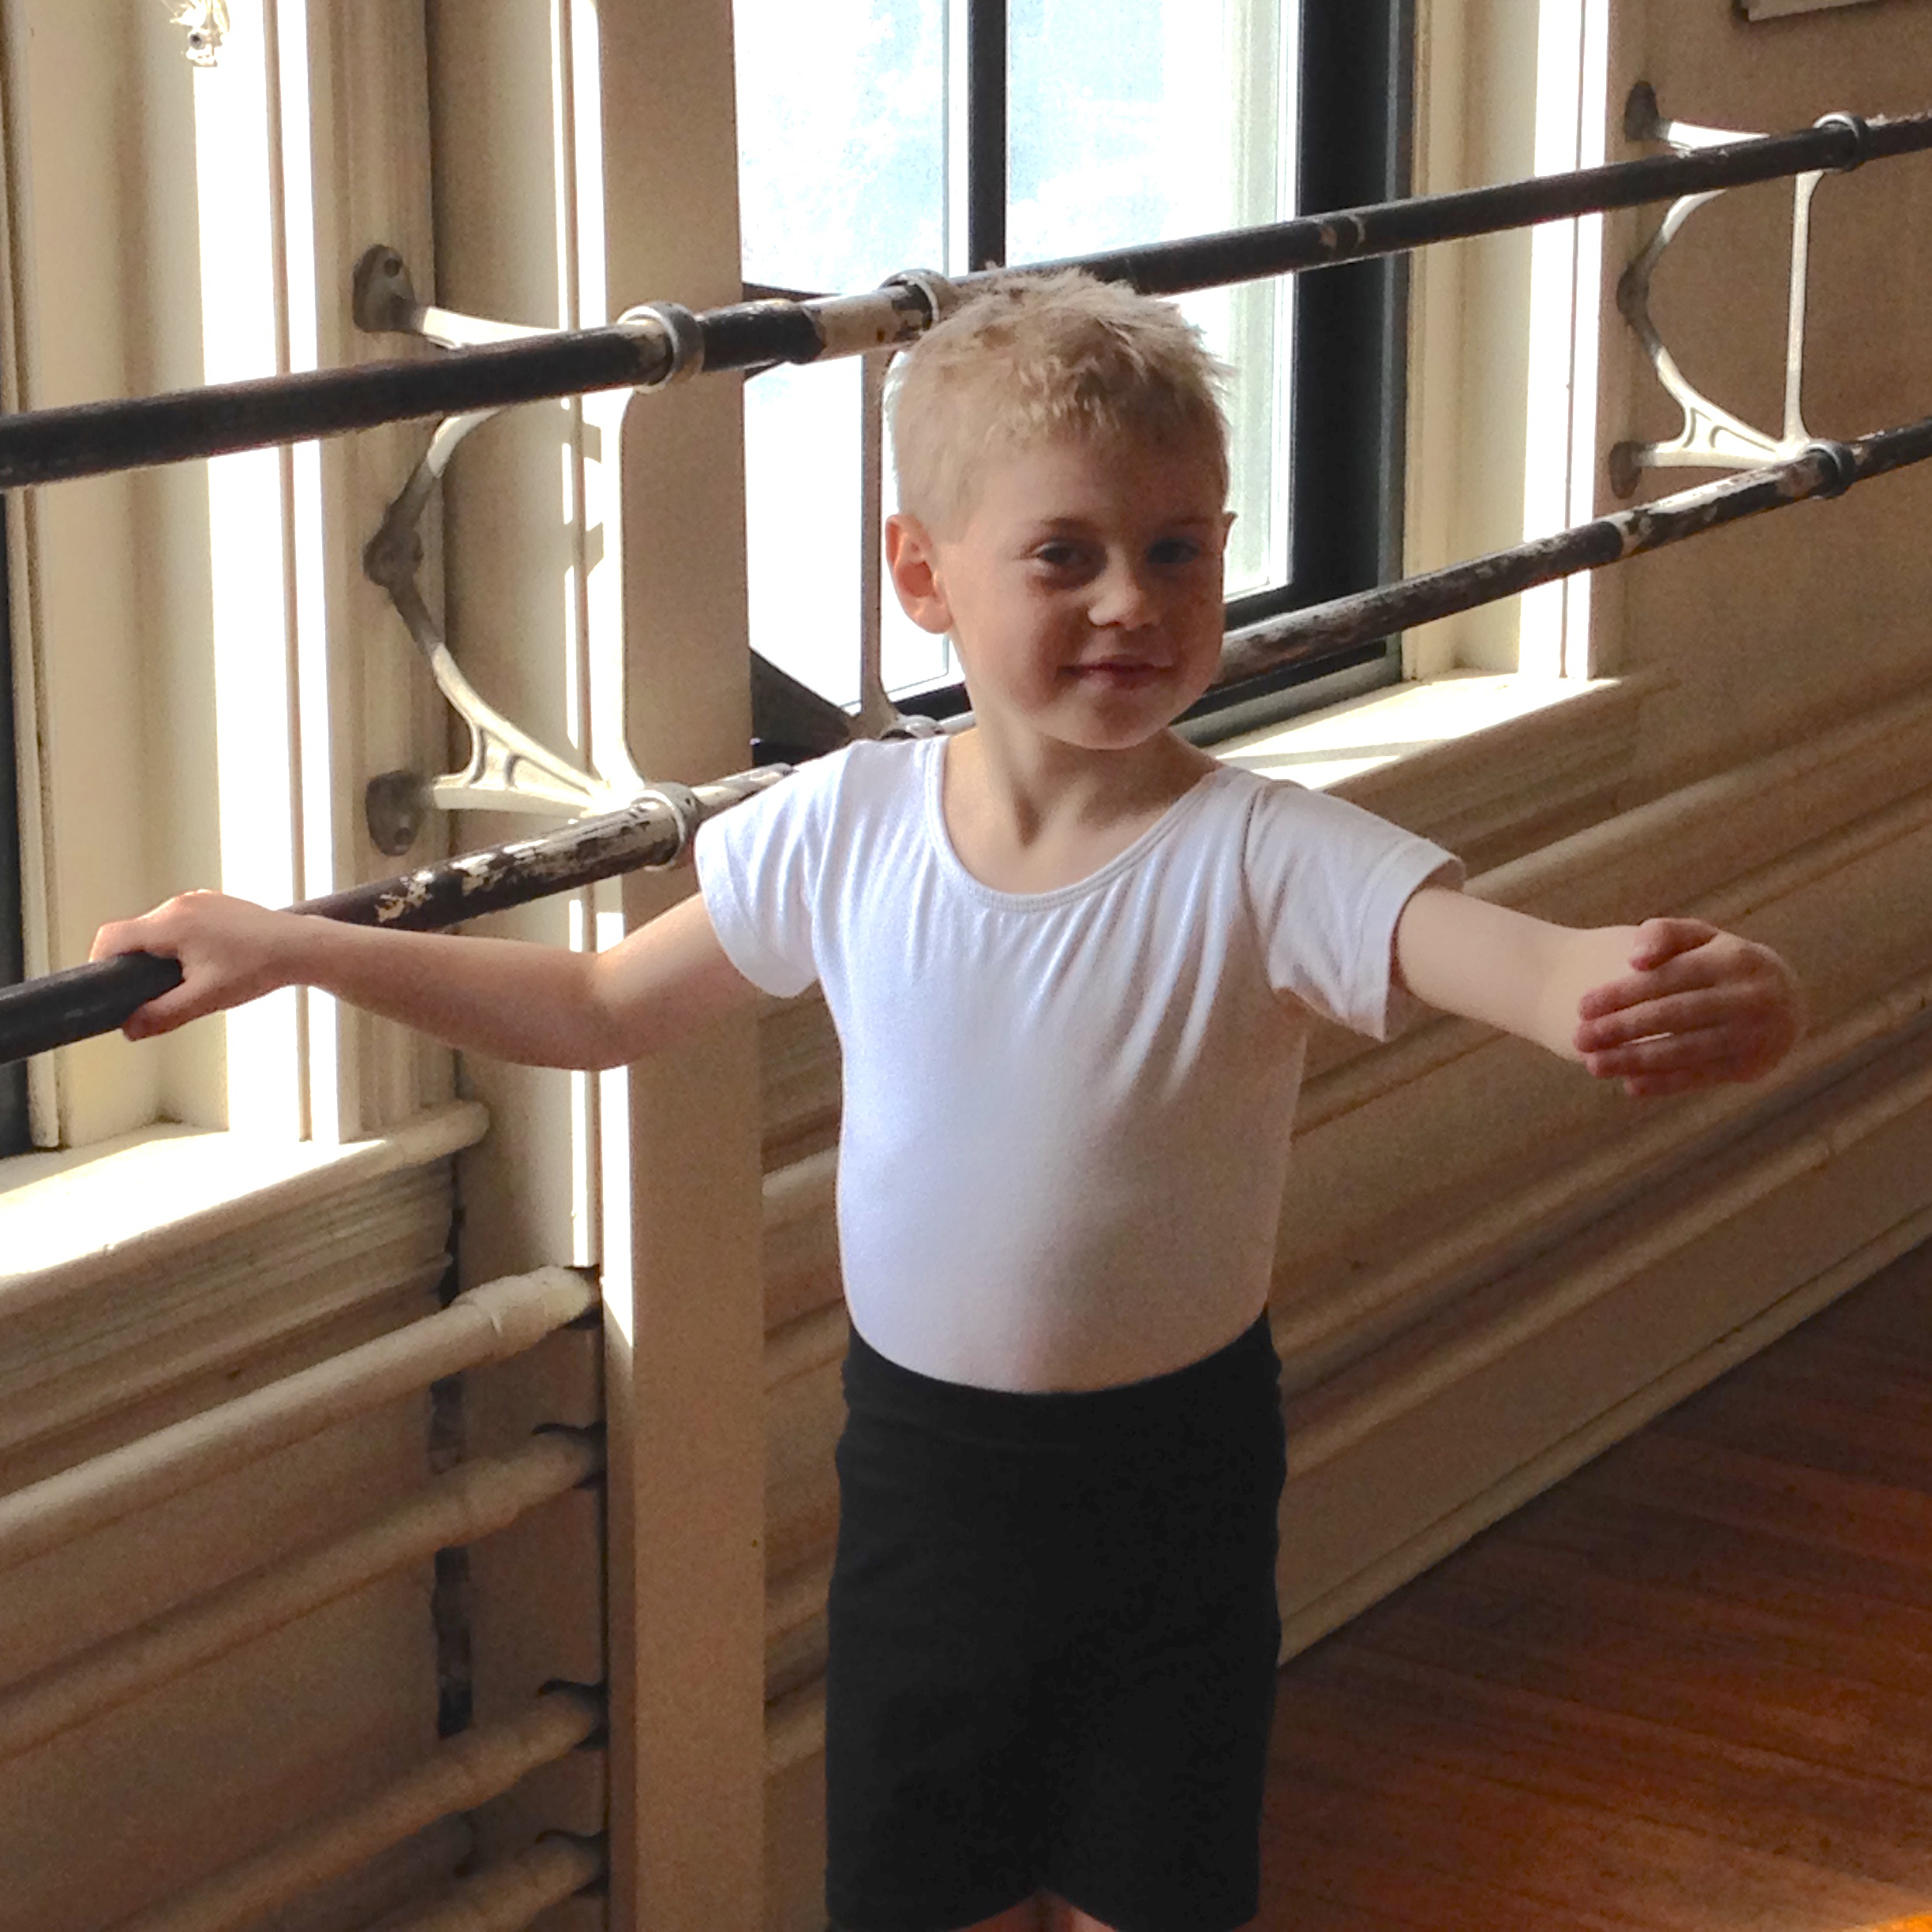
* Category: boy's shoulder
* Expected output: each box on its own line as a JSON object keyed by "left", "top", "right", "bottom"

{"left": 719, "top": 736, "right": 931, "bottom": 851}
{"left": 1227, "top": 766, "right": 1464, "bottom": 884}
{"left": 760, "top": 734, "right": 927, "bottom": 800}
{"left": 1208, "top": 764, "right": 1385, "bottom": 841}
{"left": 796, "top": 735, "right": 930, "bottom": 807}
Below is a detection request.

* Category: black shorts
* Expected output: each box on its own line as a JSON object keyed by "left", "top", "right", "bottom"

{"left": 826, "top": 1316, "right": 1286, "bottom": 1932}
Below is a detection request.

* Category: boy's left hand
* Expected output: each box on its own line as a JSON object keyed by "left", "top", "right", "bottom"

{"left": 1574, "top": 917, "right": 1804, "bottom": 1099}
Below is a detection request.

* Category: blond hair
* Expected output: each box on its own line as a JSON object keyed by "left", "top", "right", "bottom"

{"left": 889, "top": 271, "right": 1230, "bottom": 532}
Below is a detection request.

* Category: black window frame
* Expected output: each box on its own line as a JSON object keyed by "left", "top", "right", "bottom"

{"left": 2, "top": 504, "right": 28, "bottom": 1155}
{"left": 883, "top": 0, "right": 1415, "bottom": 741}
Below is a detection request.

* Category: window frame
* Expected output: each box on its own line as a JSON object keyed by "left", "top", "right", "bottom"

{"left": 889, "top": 0, "right": 1417, "bottom": 736}
{"left": 1, "top": 507, "right": 25, "bottom": 1157}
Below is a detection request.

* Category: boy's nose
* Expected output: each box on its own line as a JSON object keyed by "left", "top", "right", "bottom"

{"left": 1088, "top": 561, "right": 1159, "bottom": 628}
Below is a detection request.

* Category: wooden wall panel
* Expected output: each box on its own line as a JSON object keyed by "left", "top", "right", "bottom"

{"left": 0, "top": 1142, "right": 469, "bottom": 1931}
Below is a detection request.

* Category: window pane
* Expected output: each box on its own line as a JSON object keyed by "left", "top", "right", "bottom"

{"left": 736, "top": 0, "right": 1305, "bottom": 706}
{"left": 735, "top": 0, "right": 943, "bottom": 293}
{"left": 1009, "top": 0, "right": 1297, "bottom": 597}
{"left": 736, "top": 0, "right": 949, "bottom": 705}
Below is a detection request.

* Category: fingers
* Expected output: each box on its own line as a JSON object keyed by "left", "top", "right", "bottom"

{"left": 1578, "top": 990, "right": 1801, "bottom": 1089}
{"left": 1577, "top": 930, "right": 1737, "bottom": 1023}
{"left": 1579, "top": 1020, "right": 1788, "bottom": 1089}
{"left": 85, "top": 890, "right": 283, "bottom": 1041}
{"left": 1573, "top": 923, "right": 1803, "bottom": 1098}
{"left": 122, "top": 978, "right": 212, "bottom": 1041}
{"left": 1575, "top": 987, "right": 1739, "bottom": 1050}
{"left": 88, "top": 915, "right": 177, "bottom": 966}
{"left": 1624, "top": 915, "right": 1721, "bottom": 972}
{"left": 1616, "top": 1065, "right": 1713, "bottom": 1101}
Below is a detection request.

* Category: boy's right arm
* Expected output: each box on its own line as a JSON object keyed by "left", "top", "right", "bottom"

{"left": 89, "top": 889, "right": 762, "bottom": 1070}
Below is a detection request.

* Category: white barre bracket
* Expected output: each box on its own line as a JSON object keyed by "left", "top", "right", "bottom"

{"left": 354, "top": 246, "right": 647, "bottom": 854}
{"left": 1610, "top": 83, "right": 1870, "bottom": 497}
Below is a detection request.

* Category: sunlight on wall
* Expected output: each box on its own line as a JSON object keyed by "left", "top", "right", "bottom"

{"left": 1520, "top": 0, "right": 1609, "bottom": 679}
{"left": 564, "top": 0, "right": 620, "bottom": 1269}
{"left": 193, "top": 0, "right": 305, "bottom": 1142}
{"left": 274, "top": 0, "right": 346, "bottom": 1144}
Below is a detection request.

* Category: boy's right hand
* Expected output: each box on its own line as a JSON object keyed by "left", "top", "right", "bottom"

{"left": 89, "top": 891, "right": 297, "bottom": 1039}
{"left": 90, "top": 885, "right": 758, "bottom": 1068}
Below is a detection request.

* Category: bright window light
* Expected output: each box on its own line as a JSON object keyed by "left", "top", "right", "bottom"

{"left": 733, "top": 0, "right": 1299, "bottom": 710}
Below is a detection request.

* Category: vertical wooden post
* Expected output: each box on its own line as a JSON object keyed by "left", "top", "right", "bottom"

{"left": 589, "top": 4, "right": 767, "bottom": 1928}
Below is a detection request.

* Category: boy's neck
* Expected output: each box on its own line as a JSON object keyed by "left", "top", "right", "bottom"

{"left": 939, "top": 725, "right": 1217, "bottom": 894}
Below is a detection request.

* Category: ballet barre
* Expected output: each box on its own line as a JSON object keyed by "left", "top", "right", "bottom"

{"left": 0, "top": 96, "right": 1926, "bottom": 493}
{"left": 6, "top": 402, "right": 1930, "bottom": 1067}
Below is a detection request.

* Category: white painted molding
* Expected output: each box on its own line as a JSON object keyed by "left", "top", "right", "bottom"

{"left": 766, "top": 1301, "right": 847, "bottom": 1393}
{"left": 1286, "top": 1000, "right": 1932, "bottom": 1465}
{"left": 1277, "top": 1189, "right": 1932, "bottom": 1654}
{"left": 1275, "top": 957, "right": 1932, "bottom": 1387}
{"left": 0, "top": 1432, "right": 599, "bottom": 1764}
{"left": 1739, "top": 0, "right": 1880, "bottom": 18}
{"left": 117, "top": 1690, "right": 602, "bottom": 1932}
{"left": 0, "top": 1101, "right": 487, "bottom": 1320}
{"left": 0, "top": 1266, "right": 593, "bottom": 1574}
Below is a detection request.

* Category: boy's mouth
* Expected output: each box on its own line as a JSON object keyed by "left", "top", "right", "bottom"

{"left": 1066, "top": 657, "right": 1168, "bottom": 687}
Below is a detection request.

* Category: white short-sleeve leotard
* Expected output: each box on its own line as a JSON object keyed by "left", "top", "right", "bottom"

{"left": 695, "top": 736, "right": 1457, "bottom": 1392}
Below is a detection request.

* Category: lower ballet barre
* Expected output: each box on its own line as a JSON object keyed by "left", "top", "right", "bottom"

{"left": 5, "top": 407, "right": 1930, "bottom": 1068}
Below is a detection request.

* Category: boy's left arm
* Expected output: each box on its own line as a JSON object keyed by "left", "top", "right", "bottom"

{"left": 1392, "top": 888, "right": 1804, "bottom": 1098}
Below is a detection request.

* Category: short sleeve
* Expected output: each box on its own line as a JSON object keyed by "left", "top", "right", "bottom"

{"left": 692, "top": 759, "right": 835, "bottom": 998}
{"left": 1241, "top": 778, "right": 1462, "bottom": 1040}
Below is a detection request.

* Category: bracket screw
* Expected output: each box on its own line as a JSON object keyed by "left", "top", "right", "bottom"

{"left": 365, "top": 769, "right": 431, "bottom": 856}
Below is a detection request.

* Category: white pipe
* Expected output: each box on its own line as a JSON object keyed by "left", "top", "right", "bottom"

{"left": 1482, "top": 680, "right": 1932, "bottom": 911}
{"left": 1273, "top": 961, "right": 1932, "bottom": 1383}
{"left": 0, "top": 1432, "right": 600, "bottom": 1764}
{"left": 1290, "top": 1022, "right": 1932, "bottom": 1469}
{"left": 766, "top": 1556, "right": 833, "bottom": 1649}
{"left": 107, "top": 1692, "right": 602, "bottom": 1932}
{"left": 0, "top": 1267, "right": 596, "bottom": 1578}
{"left": 367, "top": 1838, "right": 605, "bottom": 1932}
{"left": 766, "top": 1303, "right": 845, "bottom": 1390}
{"left": 766, "top": 1682, "right": 826, "bottom": 1780}
{"left": 1275, "top": 1196, "right": 1932, "bottom": 1661}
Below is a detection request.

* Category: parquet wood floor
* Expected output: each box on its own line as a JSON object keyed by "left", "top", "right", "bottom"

{"left": 1260, "top": 1243, "right": 1932, "bottom": 1932}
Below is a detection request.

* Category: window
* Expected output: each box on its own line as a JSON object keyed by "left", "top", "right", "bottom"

{"left": 0, "top": 4, "right": 451, "bottom": 1155}
{"left": 732, "top": 0, "right": 1412, "bottom": 739}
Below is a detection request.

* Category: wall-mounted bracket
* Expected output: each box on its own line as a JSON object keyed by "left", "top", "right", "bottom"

{"left": 1609, "top": 83, "right": 1867, "bottom": 496}
{"left": 354, "top": 246, "right": 646, "bottom": 850}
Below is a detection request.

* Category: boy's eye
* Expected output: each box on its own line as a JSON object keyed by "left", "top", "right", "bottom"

{"left": 1032, "top": 541, "right": 1088, "bottom": 571}
{"left": 1149, "top": 537, "right": 1204, "bottom": 567}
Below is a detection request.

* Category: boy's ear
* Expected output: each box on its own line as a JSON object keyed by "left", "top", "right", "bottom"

{"left": 885, "top": 513, "right": 954, "bottom": 636}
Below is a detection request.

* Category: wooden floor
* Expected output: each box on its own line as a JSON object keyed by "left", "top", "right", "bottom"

{"left": 1261, "top": 1243, "right": 1932, "bottom": 1932}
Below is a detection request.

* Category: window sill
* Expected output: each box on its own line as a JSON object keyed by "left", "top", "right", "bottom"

{"left": 1217, "top": 670, "right": 1667, "bottom": 872}
{"left": 0, "top": 1101, "right": 489, "bottom": 1319}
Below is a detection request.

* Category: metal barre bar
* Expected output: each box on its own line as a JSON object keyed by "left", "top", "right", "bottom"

{"left": 108, "top": 1690, "right": 602, "bottom": 1932}
{"left": 1215, "top": 422, "right": 1932, "bottom": 683}
{"left": 0, "top": 763, "right": 788, "bottom": 1062}
{"left": 0, "top": 1267, "right": 596, "bottom": 1578}
{"left": 0, "top": 1430, "right": 601, "bottom": 1764}
{"left": 2, "top": 413, "right": 1928, "bottom": 1069}
{"left": 0, "top": 103, "right": 1926, "bottom": 492}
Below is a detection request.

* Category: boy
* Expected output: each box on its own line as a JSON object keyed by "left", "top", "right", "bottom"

{"left": 94, "top": 273, "right": 1803, "bottom": 1932}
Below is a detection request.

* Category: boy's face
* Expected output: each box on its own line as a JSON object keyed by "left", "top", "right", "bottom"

{"left": 886, "top": 430, "right": 1232, "bottom": 755}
